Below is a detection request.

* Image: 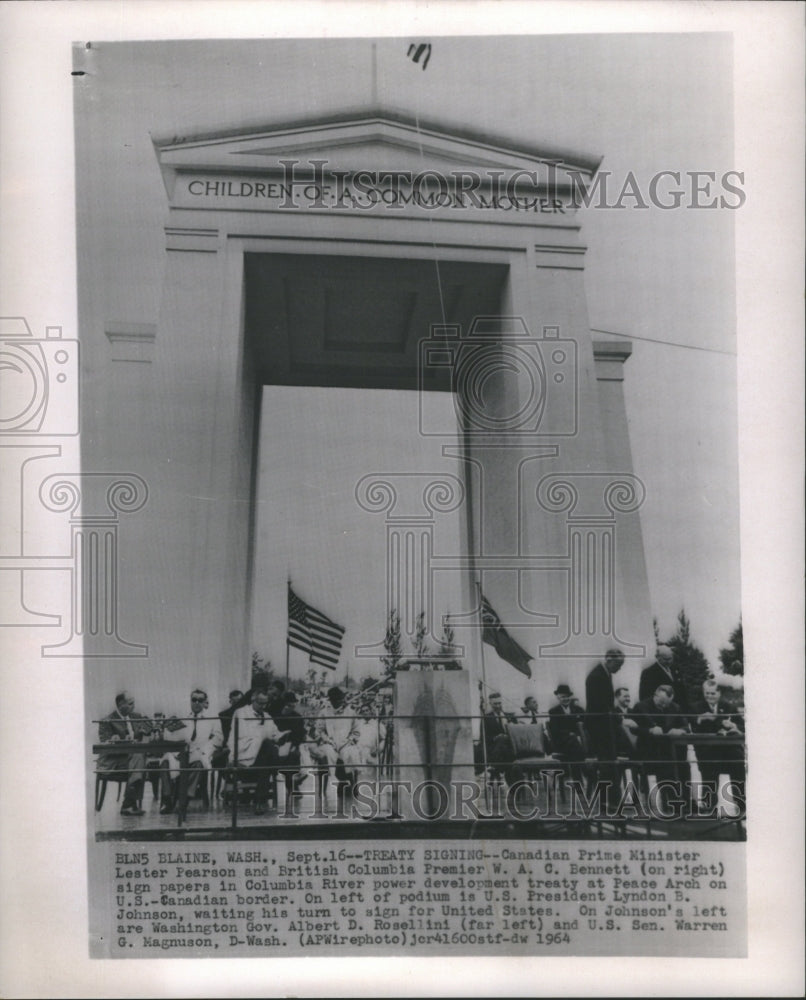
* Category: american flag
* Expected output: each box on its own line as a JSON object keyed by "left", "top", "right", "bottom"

{"left": 288, "top": 584, "right": 345, "bottom": 670}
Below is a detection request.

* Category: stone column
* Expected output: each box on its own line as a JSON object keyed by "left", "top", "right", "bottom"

{"left": 148, "top": 225, "right": 255, "bottom": 687}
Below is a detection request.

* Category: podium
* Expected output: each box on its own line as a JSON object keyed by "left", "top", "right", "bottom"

{"left": 393, "top": 668, "right": 476, "bottom": 820}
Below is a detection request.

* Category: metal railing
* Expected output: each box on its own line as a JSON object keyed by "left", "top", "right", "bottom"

{"left": 92, "top": 708, "right": 746, "bottom": 834}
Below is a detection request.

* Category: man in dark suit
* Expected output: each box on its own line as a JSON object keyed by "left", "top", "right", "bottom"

{"left": 547, "top": 684, "right": 587, "bottom": 762}
{"left": 639, "top": 645, "right": 690, "bottom": 713}
{"left": 481, "top": 691, "right": 516, "bottom": 777}
{"left": 613, "top": 686, "right": 639, "bottom": 758}
{"left": 691, "top": 680, "right": 745, "bottom": 800}
{"left": 585, "top": 648, "right": 625, "bottom": 760}
{"left": 276, "top": 691, "right": 308, "bottom": 795}
{"left": 585, "top": 648, "right": 625, "bottom": 805}
{"left": 97, "top": 690, "right": 153, "bottom": 816}
{"left": 217, "top": 688, "right": 246, "bottom": 743}
{"left": 632, "top": 683, "right": 689, "bottom": 812}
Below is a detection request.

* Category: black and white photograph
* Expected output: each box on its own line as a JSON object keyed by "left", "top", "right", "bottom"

{"left": 1, "top": 1, "right": 803, "bottom": 996}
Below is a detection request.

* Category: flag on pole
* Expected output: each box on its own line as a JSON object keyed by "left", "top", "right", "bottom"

{"left": 288, "top": 584, "right": 345, "bottom": 670}
{"left": 480, "top": 594, "right": 533, "bottom": 678}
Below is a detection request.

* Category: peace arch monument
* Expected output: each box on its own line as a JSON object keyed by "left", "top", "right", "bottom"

{"left": 78, "top": 107, "right": 653, "bottom": 707}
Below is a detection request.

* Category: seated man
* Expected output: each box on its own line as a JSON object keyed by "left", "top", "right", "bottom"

{"left": 97, "top": 690, "right": 153, "bottom": 816}
{"left": 159, "top": 688, "right": 223, "bottom": 815}
{"left": 692, "top": 680, "right": 745, "bottom": 799}
{"left": 228, "top": 689, "right": 282, "bottom": 815}
{"left": 547, "top": 684, "right": 587, "bottom": 762}
{"left": 275, "top": 691, "right": 307, "bottom": 792}
{"left": 266, "top": 679, "right": 287, "bottom": 720}
{"left": 217, "top": 688, "right": 246, "bottom": 744}
{"left": 345, "top": 698, "right": 382, "bottom": 787}
{"left": 308, "top": 686, "right": 359, "bottom": 786}
{"left": 520, "top": 695, "right": 540, "bottom": 725}
{"left": 480, "top": 691, "right": 517, "bottom": 778}
{"left": 632, "top": 683, "right": 689, "bottom": 811}
{"left": 208, "top": 689, "right": 246, "bottom": 786}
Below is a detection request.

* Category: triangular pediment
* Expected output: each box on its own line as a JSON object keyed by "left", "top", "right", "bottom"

{"left": 153, "top": 110, "right": 600, "bottom": 188}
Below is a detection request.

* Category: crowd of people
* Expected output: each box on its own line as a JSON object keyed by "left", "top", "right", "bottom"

{"left": 96, "top": 678, "right": 394, "bottom": 817}
{"left": 96, "top": 644, "right": 745, "bottom": 820}
{"left": 480, "top": 645, "right": 746, "bottom": 810}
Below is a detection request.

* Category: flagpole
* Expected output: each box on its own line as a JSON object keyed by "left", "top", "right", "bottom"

{"left": 476, "top": 580, "right": 489, "bottom": 707}
{"left": 286, "top": 578, "right": 291, "bottom": 686}
{"left": 476, "top": 579, "right": 490, "bottom": 790}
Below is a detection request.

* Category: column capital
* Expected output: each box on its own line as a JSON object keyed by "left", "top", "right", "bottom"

{"left": 536, "top": 471, "right": 645, "bottom": 520}
{"left": 39, "top": 473, "right": 148, "bottom": 521}
{"left": 355, "top": 472, "right": 464, "bottom": 521}
{"left": 592, "top": 338, "right": 633, "bottom": 381}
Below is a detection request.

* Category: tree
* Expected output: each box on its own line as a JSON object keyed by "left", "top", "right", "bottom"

{"left": 718, "top": 620, "right": 743, "bottom": 675}
{"left": 380, "top": 608, "right": 402, "bottom": 677}
{"left": 251, "top": 651, "right": 273, "bottom": 689}
{"left": 414, "top": 610, "right": 430, "bottom": 659}
{"left": 715, "top": 619, "right": 744, "bottom": 711}
{"left": 439, "top": 618, "right": 462, "bottom": 669}
{"left": 665, "top": 608, "right": 710, "bottom": 707}
{"left": 439, "top": 619, "right": 456, "bottom": 657}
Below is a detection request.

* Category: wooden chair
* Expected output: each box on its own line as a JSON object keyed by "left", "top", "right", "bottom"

{"left": 94, "top": 768, "right": 143, "bottom": 811}
{"left": 505, "top": 723, "right": 582, "bottom": 813}
{"left": 220, "top": 767, "right": 278, "bottom": 811}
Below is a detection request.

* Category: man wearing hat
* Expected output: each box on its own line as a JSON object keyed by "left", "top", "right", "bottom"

{"left": 547, "top": 684, "right": 587, "bottom": 761}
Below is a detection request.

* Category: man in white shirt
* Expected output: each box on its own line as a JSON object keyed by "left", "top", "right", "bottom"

{"left": 520, "top": 695, "right": 540, "bottom": 726}
{"left": 159, "top": 688, "right": 223, "bottom": 814}
{"left": 346, "top": 700, "right": 382, "bottom": 787}
{"left": 309, "top": 686, "right": 359, "bottom": 784}
{"left": 228, "top": 689, "right": 282, "bottom": 814}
